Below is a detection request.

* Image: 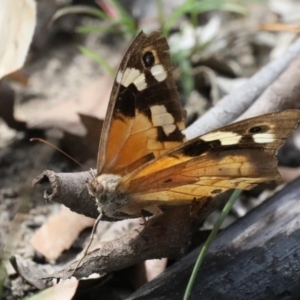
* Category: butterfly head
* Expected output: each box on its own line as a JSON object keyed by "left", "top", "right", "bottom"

{"left": 88, "top": 173, "right": 129, "bottom": 217}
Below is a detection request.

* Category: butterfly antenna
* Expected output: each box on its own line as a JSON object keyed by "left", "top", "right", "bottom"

{"left": 30, "top": 138, "right": 84, "bottom": 168}
{"left": 71, "top": 212, "right": 103, "bottom": 277}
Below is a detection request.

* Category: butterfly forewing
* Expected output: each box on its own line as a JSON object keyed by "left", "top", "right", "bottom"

{"left": 97, "top": 31, "right": 186, "bottom": 176}
{"left": 117, "top": 110, "right": 300, "bottom": 212}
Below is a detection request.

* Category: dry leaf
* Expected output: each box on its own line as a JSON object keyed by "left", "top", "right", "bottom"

{"left": 144, "top": 258, "right": 167, "bottom": 281}
{"left": 16, "top": 76, "right": 113, "bottom": 136}
{"left": 30, "top": 206, "right": 94, "bottom": 261}
{"left": 0, "top": 0, "right": 36, "bottom": 79}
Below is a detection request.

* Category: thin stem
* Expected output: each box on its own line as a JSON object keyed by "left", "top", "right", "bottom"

{"left": 183, "top": 189, "right": 242, "bottom": 300}
{"left": 71, "top": 212, "right": 103, "bottom": 277}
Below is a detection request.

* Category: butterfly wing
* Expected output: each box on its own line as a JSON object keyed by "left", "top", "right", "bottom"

{"left": 118, "top": 110, "right": 300, "bottom": 214}
{"left": 97, "top": 31, "right": 186, "bottom": 176}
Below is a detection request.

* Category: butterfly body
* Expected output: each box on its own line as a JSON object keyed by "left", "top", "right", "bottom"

{"left": 90, "top": 31, "right": 300, "bottom": 220}
{"left": 88, "top": 173, "right": 125, "bottom": 218}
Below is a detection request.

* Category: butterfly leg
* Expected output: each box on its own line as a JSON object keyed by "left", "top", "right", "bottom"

{"left": 139, "top": 205, "right": 163, "bottom": 227}
{"left": 71, "top": 211, "right": 103, "bottom": 277}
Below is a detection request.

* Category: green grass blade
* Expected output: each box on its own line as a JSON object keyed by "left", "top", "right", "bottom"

{"left": 172, "top": 51, "right": 194, "bottom": 96}
{"left": 78, "top": 46, "right": 115, "bottom": 76}
{"left": 183, "top": 189, "right": 242, "bottom": 300}
{"left": 164, "top": 0, "right": 247, "bottom": 35}
{"left": 107, "top": 0, "right": 137, "bottom": 34}
{"left": 163, "top": 1, "right": 193, "bottom": 35}
{"left": 76, "top": 25, "right": 119, "bottom": 34}
{"left": 156, "top": 0, "right": 166, "bottom": 30}
{"left": 51, "top": 5, "right": 111, "bottom": 24}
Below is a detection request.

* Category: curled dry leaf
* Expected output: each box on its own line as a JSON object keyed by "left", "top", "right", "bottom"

{"left": 0, "top": 0, "right": 36, "bottom": 79}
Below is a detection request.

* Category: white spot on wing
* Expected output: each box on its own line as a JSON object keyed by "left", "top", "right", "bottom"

{"left": 253, "top": 133, "right": 275, "bottom": 143}
{"left": 177, "top": 121, "right": 185, "bottom": 131}
{"left": 150, "top": 105, "right": 176, "bottom": 135}
{"left": 152, "top": 113, "right": 174, "bottom": 127}
{"left": 133, "top": 73, "right": 147, "bottom": 91}
{"left": 151, "top": 64, "right": 167, "bottom": 82}
{"left": 150, "top": 105, "right": 167, "bottom": 115}
{"left": 116, "top": 70, "right": 122, "bottom": 83}
{"left": 121, "top": 68, "right": 141, "bottom": 87}
{"left": 163, "top": 124, "right": 176, "bottom": 135}
{"left": 202, "top": 131, "right": 241, "bottom": 145}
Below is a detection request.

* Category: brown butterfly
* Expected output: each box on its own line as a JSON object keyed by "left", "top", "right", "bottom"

{"left": 87, "top": 31, "right": 300, "bottom": 220}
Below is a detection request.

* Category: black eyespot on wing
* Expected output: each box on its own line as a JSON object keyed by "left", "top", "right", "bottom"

{"left": 249, "top": 125, "right": 269, "bottom": 133}
{"left": 142, "top": 51, "right": 155, "bottom": 68}
{"left": 182, "top": 139, "right": 221, "bottom": 157}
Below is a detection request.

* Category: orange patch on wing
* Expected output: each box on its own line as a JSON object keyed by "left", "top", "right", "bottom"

{"left": 129, "top": 177, "right": 265, "bottom": 203}
{"left": 104, "top": 117, "right": 134, "bottom": 171}
{"left": 121, "top": 148, "right": 280, "bottom": 198}
{"left": 104, "top": 111, "right": 185, "bottom": 174}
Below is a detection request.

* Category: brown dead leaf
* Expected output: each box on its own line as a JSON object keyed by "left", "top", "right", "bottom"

{"left": 16, "top": 75, "right": 113, "bottom": 136}
{"left": 30, "top": 206, "right": 94, "bottom": 261}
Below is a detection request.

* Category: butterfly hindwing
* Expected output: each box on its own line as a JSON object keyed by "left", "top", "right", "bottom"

{"left": 97, "top": 31, "right": 186, "bottom": 176}
{"left": 117, "top": 110, "right": 300, "bottom": 214}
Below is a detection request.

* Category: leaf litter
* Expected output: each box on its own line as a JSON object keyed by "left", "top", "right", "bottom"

{"left": 1, "top": 0, "right": 300, "bottom": 299}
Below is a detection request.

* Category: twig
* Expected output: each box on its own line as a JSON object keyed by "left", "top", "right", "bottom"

{"left": 184, "top": 36, "right": 300, "bottom": 139}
